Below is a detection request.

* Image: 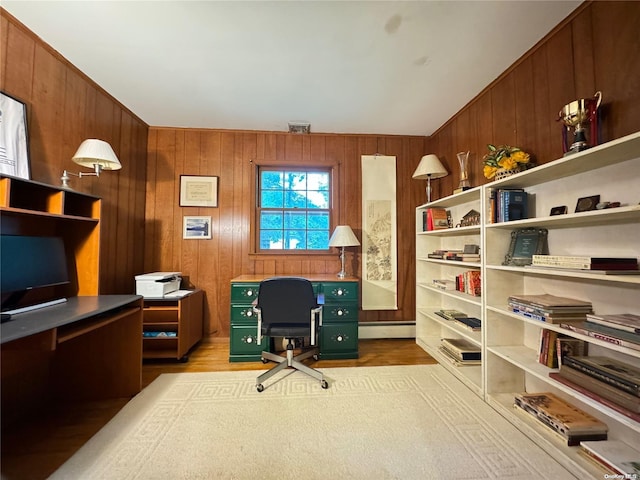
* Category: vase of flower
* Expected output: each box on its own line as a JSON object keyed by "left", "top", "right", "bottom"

{"left": 482, "top": 144, "right": 534, "bottom": 180}
{"left": 455, "top": 151, "right": 471, "bottom": 193}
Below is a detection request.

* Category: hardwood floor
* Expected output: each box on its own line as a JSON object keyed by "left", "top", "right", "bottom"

{"left": 1, "top": 337, "right": 435, "bottom": 480}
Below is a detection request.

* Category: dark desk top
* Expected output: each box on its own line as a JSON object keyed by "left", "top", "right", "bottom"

{"left": 0, "top": 295, "right": 142, "bottom": 345}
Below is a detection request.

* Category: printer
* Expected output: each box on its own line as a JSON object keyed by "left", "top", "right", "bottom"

{"left": 135, "top": 272, "right": 182, "bottom": 298}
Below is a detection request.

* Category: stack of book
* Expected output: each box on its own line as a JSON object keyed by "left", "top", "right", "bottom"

{"left": 438, "top": 338, "right": 481, "bottom": 366}
{"left": 513, "top": 391, "right": 608, "bottom": 446}
{"left": 423, "top": 208, "right": 450, "bottom": 231}
{"left": 579, "top": 440, "right": 640, "bottom": 477}
{"left": 456, "top": 270, "right": 481, "bottom": 297}
{"left": 433, "top": 309, "right": 481, "bottom": 331}
{"left": 446, "top": 252, "right": 481, "bottom": 263}
{"left": 427, "top": 249, "right": 463, "bottom": 260}
{"left": 432, "top": 279, "right": 456, "bottom": 291}
{"left": 552, "top": 356, "right": 640, "bottom": 419}
{"left": 561, "top": 315, "right": 640, "bottom": 352}
{"left": 508, "top": 294, "right": 593, "bottom": 323}
{"left": 531, "top": 255, "right": 639, "bottom": 274}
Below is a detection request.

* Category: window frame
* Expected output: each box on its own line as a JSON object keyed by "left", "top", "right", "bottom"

{"left": 252, "top": 163, "right": 338, "bottom": 255}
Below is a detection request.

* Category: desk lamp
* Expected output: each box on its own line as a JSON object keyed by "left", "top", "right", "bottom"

{"left": 412, "top": 154, "right": 448, "bottom": 203}
{"left": 328, "top": 225, "right": 360, "bottom": 278}
{"left": 61, "top": 139, "right": 121, "bottom": 189}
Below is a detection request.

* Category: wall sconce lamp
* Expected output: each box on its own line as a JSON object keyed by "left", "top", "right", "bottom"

{"left": 328, "top": 225, "right": 360, "bottom": 278}
{"left": 412, "top": 154, "right": 448, "bottom": 203}
{"left": 61, "top": 139, "right": 121, "bottom": 189}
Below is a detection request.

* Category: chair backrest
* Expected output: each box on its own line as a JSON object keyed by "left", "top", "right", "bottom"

{"left": 256, "top": 277, "right": 317, "bottom": 326}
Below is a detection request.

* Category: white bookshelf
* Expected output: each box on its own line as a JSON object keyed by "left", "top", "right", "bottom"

{"left": 415, "top": 131, "right": 640, "bottom": 479}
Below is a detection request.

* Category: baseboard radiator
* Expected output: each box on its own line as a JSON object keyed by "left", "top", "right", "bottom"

{"left": 358, "top": 321, "right": 416, "bottom": 339}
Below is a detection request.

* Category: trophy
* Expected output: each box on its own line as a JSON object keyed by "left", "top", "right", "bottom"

{"left": 558, "top": 91, "right": 602, "bottom": 156}
{"left": 454, "top": 151, "right": 470, "bottom": 194}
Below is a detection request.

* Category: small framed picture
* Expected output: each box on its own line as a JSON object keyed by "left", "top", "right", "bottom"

{"left": 575, "top": 194, "right": 600, "bottom": 213}
{"left": 183, "top": 216, "right": 212, "bottom": 239}
{"left": 180, "top": 175, "right": 218, "bottom": 207}
{"left": 549, "top": 205, "right": 567, "bottom": 216}
{"left": 503, "top": 228, "right": 548, "bottom": 266}
{"left": 0, "top": 91, "right": 30, "bottom": 179}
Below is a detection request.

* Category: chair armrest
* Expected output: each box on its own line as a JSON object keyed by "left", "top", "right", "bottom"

{"left": 253, "top": 306, "right": 263, "bottom": 345}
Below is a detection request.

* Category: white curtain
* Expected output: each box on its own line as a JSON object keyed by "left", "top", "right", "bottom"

{"left": 361, "top": 155, "right": 397, "bottom": 310}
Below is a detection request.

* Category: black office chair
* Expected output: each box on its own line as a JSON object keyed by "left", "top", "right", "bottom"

{"left": 253, "top": 277, "right": 328, "bottom": 392}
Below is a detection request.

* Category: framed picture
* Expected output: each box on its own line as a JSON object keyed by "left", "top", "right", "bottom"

{"left": 503, "top": 228, "right": 548, "bottom": 266}
{"left": 0, "top": 91, "right": 30, "bottom": 179}
{"left": 575, "top": 194, "right": 600, "bottom": 213}
{"left": 549, "top": 205, "right": 567, "bottom": 216}
{"left": 180, "top": 175, "right": 218, "bottom": 207}
{"left": 183, "top": 216, "right": 212, "bottom": 239}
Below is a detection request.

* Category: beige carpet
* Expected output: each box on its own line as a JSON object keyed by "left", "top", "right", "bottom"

{"left": 50, "top": 365, "right": 576, "bottom": 479}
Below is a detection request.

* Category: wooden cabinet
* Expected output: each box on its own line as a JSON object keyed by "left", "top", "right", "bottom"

{"left": 229, "top": 275, "right": 359, "bottom": 362}
{"left": 142, "top": 289, "right": 204, "bottom": 361}
{"left": 415, "top": 131, "right": 640, "bottom": 478}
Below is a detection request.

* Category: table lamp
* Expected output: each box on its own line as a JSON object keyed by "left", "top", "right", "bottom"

{"left": 412, "top": 154, "right": 448, "bottom": 203}
{"left": 328, "top": 225, "right": 360, "bottom": 278}
{"left": 61, "top": 139, "right": 122, "bottom": 189}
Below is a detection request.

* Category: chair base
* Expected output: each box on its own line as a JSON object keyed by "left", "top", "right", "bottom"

{"left": 256, "top": 342, "right": 328, "bottom": 391}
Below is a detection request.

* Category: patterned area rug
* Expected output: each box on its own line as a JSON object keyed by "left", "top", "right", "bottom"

{"left": 51, "top": 365, "right": 576, "bottom": 479}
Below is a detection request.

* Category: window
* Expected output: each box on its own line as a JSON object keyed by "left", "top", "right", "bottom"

{"left": 257, "top": 167, "right": 331, "bottom": 251}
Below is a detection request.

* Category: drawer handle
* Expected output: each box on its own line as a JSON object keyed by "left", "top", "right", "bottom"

{"left": 246, "top": 310, "right": 253, "bottom": 317}
{"left": 246, "top": 289, "right": 254, "bottom": 297}
{"left": 244, "top": 336, "right": 254, "bottom": 344}
{"left": 336, "top": 335, "right": 344, "bottom": 342}
{"left": 337, "top": 309, "right": 344, "bottom": 316}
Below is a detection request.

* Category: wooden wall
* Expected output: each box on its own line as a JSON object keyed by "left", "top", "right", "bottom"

{"left": 428, "top": 1, "right": 640, "bottom": 193}
{"left": 0, "top": 9, "right": 149, "bottom": 295}
{"left": 146, "top": 130, "right": 426, "bottom": 335}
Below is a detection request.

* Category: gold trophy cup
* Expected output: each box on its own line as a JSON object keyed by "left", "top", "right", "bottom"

{"left": 558, "top": 91, "right": 602, "bottom": 156}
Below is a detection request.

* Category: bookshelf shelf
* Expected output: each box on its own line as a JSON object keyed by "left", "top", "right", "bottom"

{"left": 416, "top": 131, "right": 640, "bottom": 478}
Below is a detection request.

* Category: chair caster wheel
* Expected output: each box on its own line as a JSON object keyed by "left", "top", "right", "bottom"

{"left": 257, "top": 384, "right": 264, "bottom": 392}
{"left": 321, "top": 380, "right": 329, "bottom": 389}
{"left": 313, "top": 354, "right": 319, "bottom": 361}
{"left": 261, "top": 358, "right": 269, "bottom": 364}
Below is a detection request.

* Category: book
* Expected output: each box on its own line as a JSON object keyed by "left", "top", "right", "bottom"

{"left": 532, "top": 255, "right": 638, "bottom": 265}
{"left": 560, "top": 321, "right": 640, "bottom": 352}
{"left": 556, "top": 337, "right": 588, "bottom": 367}
{"left": 554, "top": 366, "right": 640, "bottom": 414}
{"left": 440, "top": 338, "right": 481, "bottom": 361}
{"left": 562, "top": 356, "right": 640, "bottom": 396}
{"left": 514, "top": 391, "right": 608, "bottom": 438}
{"left": 453, "top": 316, "right": 481, "bottom": 331}
{"left": 501, "top": 189, "right": 528, "bottom": 222}
{"left": 586, "top": 313, "right": 640, "bottom": 334}
{"left": 434, "top": 309, "right": 467, "bottom": 321}
{"left": 437, "top": 345, "right": 481, "bottom": 366}
{"left": 509, "top": 306, "right": 588, "bottom": 324}
{"left": 427, "top": 208, "right": 449, "bottom": 231}
{"left": 580, "top": 441, "right": 640, "bottom": 477}
{"left": 508, "top": 294, "right": 593, "bottom": 311}
{"left": 508, "top": 299, "right": 592, "bottom": 316}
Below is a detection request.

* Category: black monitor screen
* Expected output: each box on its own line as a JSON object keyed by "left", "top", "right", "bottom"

{"left": 1, "top": 235, "right": 70, "bottom": 309}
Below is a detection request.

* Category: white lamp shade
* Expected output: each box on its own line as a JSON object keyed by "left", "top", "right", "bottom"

{"left": 412, "top": 154, "right": 447, "bottom": 179}
{"left": 328, "top": 225, "right": 360, "bottom": 247}
{"left": 72, "top": 139, "right": 122, "bottom": 171}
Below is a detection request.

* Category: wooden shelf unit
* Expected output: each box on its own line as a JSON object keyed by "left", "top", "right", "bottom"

{"left": 415, "top": 131, "right": 640, "bottom": 479}
{"left": 142, "top": 289, "right": 204, "bottom": 361}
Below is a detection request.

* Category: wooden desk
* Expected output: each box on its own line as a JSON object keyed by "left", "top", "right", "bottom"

{"left": 1, "top": 295, "right": 142, "bottom": 426}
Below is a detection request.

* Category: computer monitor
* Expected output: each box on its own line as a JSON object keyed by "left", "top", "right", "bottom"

{"left": 0, "top": 234, "right": 70, "bottom": 311}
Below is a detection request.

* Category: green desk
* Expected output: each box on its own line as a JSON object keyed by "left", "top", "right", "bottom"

{"left": 229, "top": 274, "right": 359, "bottom": 362}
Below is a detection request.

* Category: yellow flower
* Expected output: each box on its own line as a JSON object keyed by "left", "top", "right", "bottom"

{"left": 511, "top": 151, "right": 530, "bottom": 164}
{"left": 498, "top": 156, "right": 518, "bottom": 171}
{"left": 483, "top": 165, "right": 498, "bottom": 179}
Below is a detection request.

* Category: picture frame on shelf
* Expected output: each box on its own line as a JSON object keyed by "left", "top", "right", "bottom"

{"left": 183, "top": 216, "right": 212, "bottom": 239}
{"left": 574, "top": 194, "right": 600, "bottom": 213}
{"left": 550, "top": 205, "right": 567, "bottom": 216}
{"left": 179, "top": 175, "right": 218, "bottom": 207}
{"left": 0, "top": 91, "right": 30, "bottom": 180}
{"left": 503, "top": 228, "right": 548, "bottom": 266}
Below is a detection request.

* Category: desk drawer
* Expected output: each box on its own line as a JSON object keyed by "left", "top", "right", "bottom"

{"left": 230, "top": 283, "right": 260, "bottom": 304}
{"left": 322, "top": 282, "right": 358, "bottom": 302}
{"left": 230, "top": 305, "right": 258, "bottom": 324}
{"left": 319, "top": 322, "right": 358, "bottom": 356}
{"left": 229, "top": 325, "right": 267, "bottom": 362}
{"left": 322, "top": 303, "right": 358, "bottom": 322}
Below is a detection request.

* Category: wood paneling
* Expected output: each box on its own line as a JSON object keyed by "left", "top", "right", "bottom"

{"left": 146, "top": 129, "right": 427, "bottom": 334}
{"left": 0, "top": 9, "right": 149, "bottom": 295}
{"left": 430, "top": 1, "right": 640, "bottom": 189}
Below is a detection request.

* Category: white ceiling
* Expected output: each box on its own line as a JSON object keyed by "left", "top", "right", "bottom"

{"left": 3, "top": 1, "right": 582, "bottom": 136}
